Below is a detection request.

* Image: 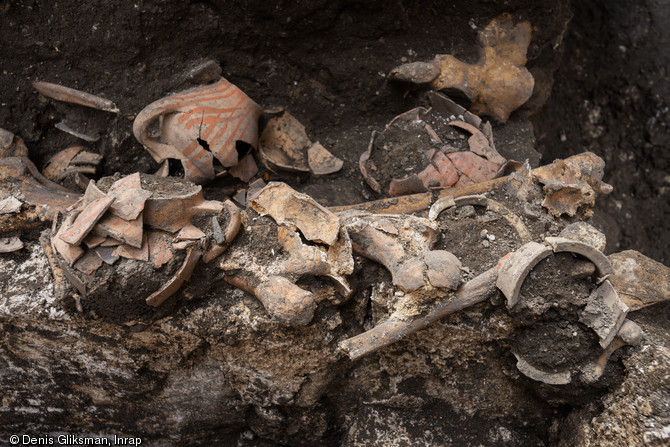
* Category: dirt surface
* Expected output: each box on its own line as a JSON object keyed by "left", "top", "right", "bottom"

{"left": 434, "top": 203, "right": 525, "bottom": 276}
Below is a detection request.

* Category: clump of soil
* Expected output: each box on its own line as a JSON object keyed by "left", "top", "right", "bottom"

{"left": 510, "top": 253, "right": 601, "bottom": 373}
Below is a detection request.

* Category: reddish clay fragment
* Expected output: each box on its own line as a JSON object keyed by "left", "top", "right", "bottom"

{"left": 229, "top": 153, "right": 259, "bottom": 182}
{"left": 176, "top": 224, "right": 206, "bottom": 241}
{"left": 59, "top": 196, "right": 114, "bottom": 245}
{"left": 116, "top": 236, "right": 149, "bottom": 262}
{"left": 43, "top": 146, "right": 85, "bottom": 181}
{"left": 203, "top": 200, "right": 242, "bottom": 263}
{"left": 100, "top": 238, "right": 121, "bottom": 247}
{"left": 74, "top": 250, "right": 104, "bottom": 275}
{"left": 94, "top": 212, "right": 143, "bottom": 248}
{"left": 449, "top": 121, "right": 506, "bottom": 165}
{"left": 83, "top": 233, "right": 106, "bottom": 249}
{"left": 33, "top": 81, "right": 120, "bottom": 113}
{"left": 147, "top": 231, "right": 173, "bottom": 269}
{"left": 146, "top": 247, "right": 202, "bottom": 307}
{"left": 52, "top": 214, "right": 85, "bottom": 266}
{"left": 143, "top": 183, "right": 223, "bottom": 233}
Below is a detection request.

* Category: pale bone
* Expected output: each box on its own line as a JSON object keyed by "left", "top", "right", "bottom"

{"left": 250, "top": 182, "right": 340, "bottom": 246}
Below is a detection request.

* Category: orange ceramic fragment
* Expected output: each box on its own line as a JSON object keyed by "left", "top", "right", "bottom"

{"left": 147, "top": 231, "right": 173, "bottom": 268}
{"left": 229, "top": 153, "right": 259, "bottom": 182}
{"left": 176, "top": 224, "right": 206, "bottom": 241}
{"left": 83, "top": 233, "right": 106, "bottom": 249}
{"left": 94, "top": 212, "right": 144, "bottom": 248}
{"left": 145, "top": 247, "right": 202, "bottom": 307}
{"left": 74, "top": 250, "right": 103, "bottom": 275}
{"left": 59, "top": 196, "right": 114, "bottom": 245}
{"left": 115, "top": 235, "right": 149, "bottom": 262}
{"left": 446, "top": 151, "right": 500, "bottom": 186}
{"left": 53, "top": 214, "right": 84, "bottom": 266}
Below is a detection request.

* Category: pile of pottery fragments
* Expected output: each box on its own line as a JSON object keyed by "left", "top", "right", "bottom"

{"left": 2, "top": 13, "right": 669, "bottom": 388}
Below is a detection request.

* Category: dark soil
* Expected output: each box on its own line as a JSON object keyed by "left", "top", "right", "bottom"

{"left": 512, "top": 253, "right": 600, "bottom": 374}
{"left": 434, "top": 204, "right": 524, "bottom": 276}
{"left": 531, "top": 0, "right": 670, "bottom": 263}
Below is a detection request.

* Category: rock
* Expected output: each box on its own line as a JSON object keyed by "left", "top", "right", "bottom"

{"left": 559, "top": 222, "right": 607, "bottom": 251}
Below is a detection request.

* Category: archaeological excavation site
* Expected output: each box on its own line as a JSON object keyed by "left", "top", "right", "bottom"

{"left": 1, "top": 0, "right": 669, "bottom": 445}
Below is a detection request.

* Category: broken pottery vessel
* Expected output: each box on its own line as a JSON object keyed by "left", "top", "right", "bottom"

{"left": 49, "top": 173, "right": 240, "bottom": 321}
{"left": 133, "top": 78, "right": 263, "bottom": 184}
{"left": 360, "top": 93, "right": 508, "bottom": 197}
{"left": 0, "top": 128, "right": 80, "bottom": 225}
{"left": 389, "top": 13, "right": 535, "bottom": 122}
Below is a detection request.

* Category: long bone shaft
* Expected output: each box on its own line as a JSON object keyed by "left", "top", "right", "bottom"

{"left": 338, "top": 266, "right": 498, "bottom": 360}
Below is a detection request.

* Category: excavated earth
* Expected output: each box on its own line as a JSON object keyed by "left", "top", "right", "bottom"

{"left": 1, "top": 0, "right": 669, "bottom": 446}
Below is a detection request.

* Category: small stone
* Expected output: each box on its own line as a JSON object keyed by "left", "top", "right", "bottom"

{"left": 459, "top": 205, "right": 476, "bottom": 219}
{"left": 482, "top": 240, "right": 490, "bottom": 248}
{"left": 559, "top": 222, "right": 607, "bottom": 252}
{"left": 487, "top": 234, "right": 496, "bottom": 241}
{"left": 480, "top": 229, "right": 488, "bottom": 239}
{"left": 523, "top": 202, "right": 540, "bottom": 219}
{"left": 424, "top": 250, "right": 462, "bottom": 290}
{"left": 0, "top": 196, "right": 22, "bottom": 214}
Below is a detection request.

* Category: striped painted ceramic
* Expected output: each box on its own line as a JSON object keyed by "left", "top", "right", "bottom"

{"left": 133, "top": 78, "right": 262, "bottom": 184}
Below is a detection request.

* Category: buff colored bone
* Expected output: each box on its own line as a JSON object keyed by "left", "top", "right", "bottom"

{"left": 221, "top": 183, "right": 354, "bottom": 325}
{"left": 389, "top": 14, "right": 534, "bottom": 122}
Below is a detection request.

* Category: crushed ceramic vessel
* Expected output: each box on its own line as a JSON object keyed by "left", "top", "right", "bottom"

{"left": 223, "top": 183, "right": 354, "bottom": 325}
{"left": 360, "top": 93, "right": 507, "bottom": 197}
{"left": 133, "top": 77, "right": 263, "bottom": 184}
{"left": 389, "top": 14, "right": 534, "bottom": 122}
{"left": 49, "top": 173, "right": 239, "bottom": 314}
{"left": 0, "top": 129, "right": 80, "bottom": 220}
{"left": 495, "top": 238, "right": 639, "bottom": 384}
{"left": 250, "top": 181, "right": 341, "bottom": 245}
